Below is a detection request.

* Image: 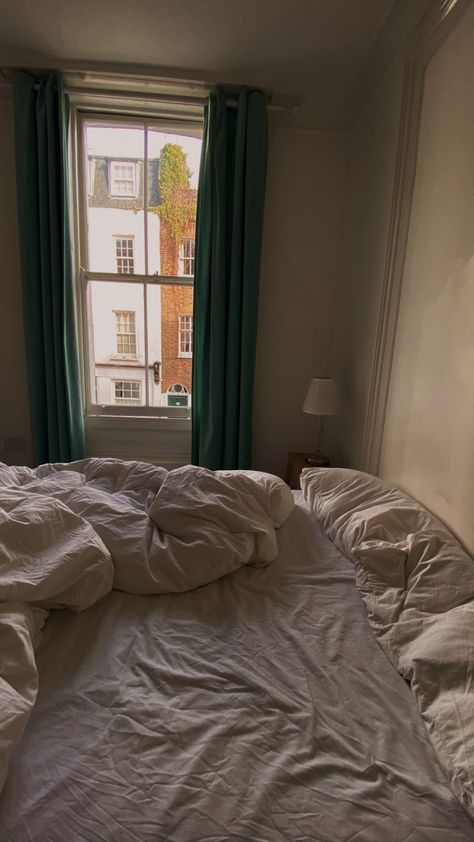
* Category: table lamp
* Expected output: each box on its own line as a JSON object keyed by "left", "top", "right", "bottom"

{"left": 302, "top": 377, "right": 338, "bottom": 466}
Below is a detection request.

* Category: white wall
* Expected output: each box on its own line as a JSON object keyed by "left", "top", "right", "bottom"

{"left": 379, "top": 3, "right": 474, "bottom": 553}
{"left": 327, "top": 58, "right": 405, "bottom": 470}
{"left": 0, "top": 93, "right": 33, "bottom": 465}
{"left": 252, "top": 126, "right": 347, "bottom": 478}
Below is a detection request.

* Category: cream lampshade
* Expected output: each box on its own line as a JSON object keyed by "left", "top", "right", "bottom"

{"left": 302, "top": 377, "right": 338, "bottom": 466}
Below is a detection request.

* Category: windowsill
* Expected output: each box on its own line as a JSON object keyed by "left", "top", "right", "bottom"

{"left": 110, "top": 354, "right": 139, "bottom": 361}
{"left": 87, "top": 412, "right": 191, "bottom": 423}
{"left": 84, "top": 413, "right": 192, "bottom": 467}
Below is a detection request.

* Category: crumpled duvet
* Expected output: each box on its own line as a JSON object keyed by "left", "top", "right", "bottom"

{"left": 0, "top": 458, "right": 291, "bottom": 796}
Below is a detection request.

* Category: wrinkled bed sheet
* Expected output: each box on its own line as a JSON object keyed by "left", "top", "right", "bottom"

{"left": 0, "top": 459, "right": 289, "bottom": 799}
{"left": 0, "top": 496, "right": 472, "bottom": 841}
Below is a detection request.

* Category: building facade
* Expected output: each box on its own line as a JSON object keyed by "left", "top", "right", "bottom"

{"left": 87, "top": 151, "right": 195, "bottom": 410}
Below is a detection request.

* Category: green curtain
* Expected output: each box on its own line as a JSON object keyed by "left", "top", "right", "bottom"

{"left": 192, "top": 88, "right": 267, "bottom": 469}
{"left": 13, "top": 72, "right": 85, "bottom": 465}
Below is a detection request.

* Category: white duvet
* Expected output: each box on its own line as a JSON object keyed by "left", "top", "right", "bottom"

{"left": 0, "top": 458, "right": 291, "bottom": 796}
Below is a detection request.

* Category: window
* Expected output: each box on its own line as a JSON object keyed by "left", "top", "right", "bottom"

{"left": 115, "top": 237, "right": 134, "bottom": 274}
{"left": 178, "top": 238, "right": 195, "bottom": 276}
{"left": 167, "top": 383, "right": 189, "bottom": 407}
{"left": 79, "top": 117, "right": 202, "bottom": 419}
{"left": 178, "top": 315, "right": 193, "bottom": 357}
{"left": 115, "top": 310, "right": 137, "bottom": 356}
{"left": 109, "top": 161, "right": 137, "bottom": 197}
{"left": 114, "top": 380, "right": 141, "bottom": 405}
{"left": 87, "top": 158, "right": 95, "bottom": 197}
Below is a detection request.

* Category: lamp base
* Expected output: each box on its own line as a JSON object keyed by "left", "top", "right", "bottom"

{"left": 304, "top": 452, "right": 330, "bottom": 467}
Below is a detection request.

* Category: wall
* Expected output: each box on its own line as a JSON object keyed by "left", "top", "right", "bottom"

{"left": 252, "top": 126, "right": 347, "bottom": 478}
{"left": 0, "top": 92, "right": 33, "bottom": 465}
{"left": 379, "top": 2, "right": 474, "bottom": 553}
{"left": 327, "top": 57, "right": 405, "bottom": 470}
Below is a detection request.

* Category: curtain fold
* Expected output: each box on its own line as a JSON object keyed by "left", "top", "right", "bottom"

{"left": 192, "top": 88, "right": 267, "bottom": 469}
{"left": 13, "top": 72, "right": 85, "bottom": 465}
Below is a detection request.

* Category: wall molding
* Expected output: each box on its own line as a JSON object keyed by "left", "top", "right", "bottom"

{"left": 360, "top": 0, "right": 472, "bottom": 475}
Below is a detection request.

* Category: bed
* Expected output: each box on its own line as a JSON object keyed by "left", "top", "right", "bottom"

{"left": 0, "top": 460, "right": 473, "bottom": 841}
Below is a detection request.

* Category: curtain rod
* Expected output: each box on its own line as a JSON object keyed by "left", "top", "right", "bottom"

{"left": 0, "top": 73, "right": 297, "bottom": 114}
{"left": 65, "top": 85, "right": 295, "bottom": 114}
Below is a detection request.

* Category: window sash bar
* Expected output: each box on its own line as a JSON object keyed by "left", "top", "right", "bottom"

{"left": 81, "top": 269, "right": 194, "bottom": 286}
{"left": 143, "top": 125, "right": 150, "bottom": 407}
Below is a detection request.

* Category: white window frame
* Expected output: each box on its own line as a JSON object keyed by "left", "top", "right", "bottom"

{"left": 109, "top": 160, "right": 137, "bottom": 197}
{"left": 87, "top": 158, "right": 95, "bottom": 197}
{"left": 114, "top": 236, "right": 135, "bottom": 274}
{"left": 113, "top": 379, "right": 141, "bottom": 405}
{"left": 178, "top": 314, "right": 193, "bottom": 358}
{"left": 167, "top": 383, "right": 189, "bottom": 407}
{"left": 178, "top": 238, "right": 195, "bottom": 277}
{"left": 114, "top": 310, "right": 138, "bottom": 357}
{"left": 75, "top": 112, "right": 202, "bottom": 430}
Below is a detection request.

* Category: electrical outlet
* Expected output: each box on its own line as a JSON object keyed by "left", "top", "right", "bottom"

{"left": 4, "top": 437, "right": 27, "bottom": 453}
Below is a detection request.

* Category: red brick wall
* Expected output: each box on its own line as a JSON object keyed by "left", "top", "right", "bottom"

{"left": 160, "top": 216, "right": 194, "bottom": 395}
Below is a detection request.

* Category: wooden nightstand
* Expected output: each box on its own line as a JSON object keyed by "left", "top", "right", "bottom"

{"left": 284, "top": 452, "right": 318, "bottom": 490}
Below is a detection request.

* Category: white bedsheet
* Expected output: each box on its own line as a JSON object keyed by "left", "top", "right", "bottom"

{"left": 0, "top": 496, "right": 472, "bottom": 841}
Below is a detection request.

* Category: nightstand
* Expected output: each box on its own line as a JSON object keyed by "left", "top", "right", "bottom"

{"left": 285, "top": 452, "right": 330, "bottom": 490}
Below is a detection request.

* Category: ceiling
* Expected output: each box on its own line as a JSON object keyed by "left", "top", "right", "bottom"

{"left": 0, "top": 0, "right": 433, "bottom": 129}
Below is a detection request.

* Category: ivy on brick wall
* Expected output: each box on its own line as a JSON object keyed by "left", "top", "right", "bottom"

{"left": 154, "top": 143, "right": 196, "bottom": 244}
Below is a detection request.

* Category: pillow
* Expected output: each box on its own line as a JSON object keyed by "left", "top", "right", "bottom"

{"left": 217, "top": 470, "right": 294, "bottom": 528}
{"left": 300, "top": 467, "right": 474, "bottom": 613}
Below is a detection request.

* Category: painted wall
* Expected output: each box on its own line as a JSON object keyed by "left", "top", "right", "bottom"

{"left": 0, "top": 92, "right": 33, "bottom": 465}
{"left": 379, "top": 3, "right": 474, "bottom": 553}
{"left": 252, "top": 126, "right": 347, "bottom": 478}
{"left": 327, "top": 58, "right": 405, "bottom": 470}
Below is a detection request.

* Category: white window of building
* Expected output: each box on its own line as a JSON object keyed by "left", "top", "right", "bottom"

{"left": 115, "top": 310, "right": 137, "bottom": 356}
{"left": 178, "top": 238, "right": 195, "bottom": 276}
{"left": 115, "top": 237, "right": 134, "bottom": 274}
{"left": 178, "top": 315, "right": 193, "bottom": 357}
{"left": 167, "top": 383, "right": 189, "bottom": 407}
{"left": 114, "top": 380, "right": 141, "bottom": 405}
{"left": 109, "top": 161, "right": 137, "bottom": 197}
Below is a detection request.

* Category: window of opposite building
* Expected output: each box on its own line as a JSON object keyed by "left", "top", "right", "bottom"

{"left": 115, "top": 237, "right": 135, "bottom": 274}
{"left": 167, "top": 383, "right": 189, "bottom": 407}
{"left": 178, "top": 238, "right": 195, "bottom": 276}
{"left": 178, "top": 315, "right": 193, "bottom": 357}
{"left": 109, "top": 161, "right": 137, "bottom": 197}
{"left": 114, "top": 380, "right": 141, "bottom": 405}
{"left": 115, "top": 310, "right": 137, "bottom": 356}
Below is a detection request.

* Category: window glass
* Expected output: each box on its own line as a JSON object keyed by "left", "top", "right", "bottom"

{"left": 178, "top": 314, "right": 193, "bottom": 357}
{"left": 178, "top": 239, "right": 195, "bottom": 276}
{"left": 81, "top": 119, "right": 201, "bottom": 414}
{"left": 114, "top": 380, "right": 141, "bottom": 405}
{"left": 115, "top": 238, "right": 135, "bottom": 274}
{"left": 109, "top": 161, "right": 137, "bottom": 197}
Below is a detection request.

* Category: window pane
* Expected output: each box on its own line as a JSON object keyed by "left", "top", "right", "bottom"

{"left": 114, "top": 237, "right": 135, "bottom": 274}
{"left": 88, "top": 281, "right": 145, "bottom": 406}
{"left": 84, "top": 124, "right": 145, "bottom": 274}
{"left": 147, "top": 283, "right": 193, "bottom": 410}
{"left": 147, "top": 129, "right": 201, "bottom": 277}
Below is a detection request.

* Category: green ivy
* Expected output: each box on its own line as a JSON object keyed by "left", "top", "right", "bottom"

{"left": 154, "top": 143, "right": 196, "bottom": 244}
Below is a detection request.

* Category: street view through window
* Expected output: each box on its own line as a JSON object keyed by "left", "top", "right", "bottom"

{"left": 81, "top": 120, "right": 202, "bottom": 413}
